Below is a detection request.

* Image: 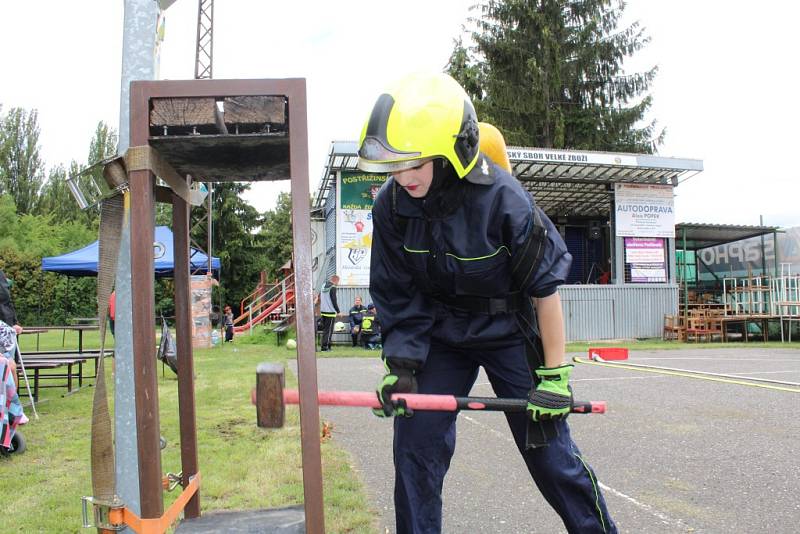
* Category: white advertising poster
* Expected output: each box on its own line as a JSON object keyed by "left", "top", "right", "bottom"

{"left": 336, "top": 171, "right": 386, "bottom": 286}
{"left": 614, "top": 183, "right": 675, "bottom": 238}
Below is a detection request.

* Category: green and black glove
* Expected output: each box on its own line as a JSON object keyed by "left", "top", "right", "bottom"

{"left": 527, "top": 364, "right": 574, "bottom": 422}
{"left": 373, "top": 357, "right": 419, "bottom": 418}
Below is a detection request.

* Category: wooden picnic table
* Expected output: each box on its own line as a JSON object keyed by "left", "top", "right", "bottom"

{"left": 20, "top": 324, "right": 99, "bottom": 353}
{"left": 19, "top": 356, "right": 88, "bottom": 401}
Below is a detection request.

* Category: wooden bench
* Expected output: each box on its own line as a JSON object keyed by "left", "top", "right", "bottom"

{"left": 273, "top": 324, "right": 291, "bottom": 346}
{"left": 25, "top": 350, "right": 113, "bottom": 380}
{"left": 315, "top": 320, "right": 352, "bottom": 348}
{"left": 18, "top": 357, "right": 87, "bottom": 400}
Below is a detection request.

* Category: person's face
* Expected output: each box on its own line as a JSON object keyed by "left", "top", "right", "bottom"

{"left": 354, "top": 297, "right": 362, "bottom": 306}
{"left": 392, "top": 161, "right": 434, "bottom": 198}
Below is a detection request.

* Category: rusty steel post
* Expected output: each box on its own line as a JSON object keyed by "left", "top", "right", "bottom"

{"left": 173, "top": 187, "right": 201, "bottom": 518}
{"left": 129, "top": 81, "right": 164, "bottom": 519}
{"left": 287, "top": 79, "right": 326, "bottom": 534}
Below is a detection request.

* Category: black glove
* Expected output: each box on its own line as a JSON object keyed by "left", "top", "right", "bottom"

{"left": 374, "top": 357, "right": 419, "bottom": 417}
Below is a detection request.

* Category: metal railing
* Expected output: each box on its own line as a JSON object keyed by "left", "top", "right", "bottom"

{"left": 235, "top": 273, "right": 295, "bottom": 334}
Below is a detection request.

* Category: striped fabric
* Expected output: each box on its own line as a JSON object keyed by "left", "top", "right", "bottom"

{"left": 1, "top": 357, "right": 22, "bottom": 449}
{"left": 0, "top": 320, "right": 14, "bottom": 353}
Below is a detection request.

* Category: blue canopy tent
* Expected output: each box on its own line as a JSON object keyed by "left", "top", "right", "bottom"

{"left": 42, "top": 226, "right": 221, "bottom": 277}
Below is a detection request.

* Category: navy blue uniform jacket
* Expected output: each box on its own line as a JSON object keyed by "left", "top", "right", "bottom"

{"left": 369, "top": 155, "right": 572, "bottom": 366}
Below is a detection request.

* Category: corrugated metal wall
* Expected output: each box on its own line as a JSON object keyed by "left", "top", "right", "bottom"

{"left": 327, "top": 286, "right": 373, "bottom": 316}
{"left": 559, "top": 284, "right": 679, "bottom": 341}
{"left": 322, "top": 182, "right": 337, "bottom": 286}
{"left": 328, "top": 285, "right": 678, "bottom": 341}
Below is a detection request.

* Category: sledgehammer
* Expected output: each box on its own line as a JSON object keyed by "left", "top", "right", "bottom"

{"left": 253, "top": 363, "right": 606, "bottom": 429}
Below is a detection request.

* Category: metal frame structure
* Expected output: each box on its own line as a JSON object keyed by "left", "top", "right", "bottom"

{"left": 313, "top": 142, "right": 702, "bottom": 214}
{"left": 124, "top": 78, "right": 324, "bottom": 532}
{"left": 192, "top": 0, "right": 215, "bottom": 275}
{"left": 193, "top": 0, "right": 214, "bottom": 80}
{"left": 313, "top": 142, "right": 705, "bottom": 341}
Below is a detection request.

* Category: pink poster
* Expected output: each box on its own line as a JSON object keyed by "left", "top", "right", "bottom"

{"left": 624, "top": 237, "right": 667, "bottom": 283}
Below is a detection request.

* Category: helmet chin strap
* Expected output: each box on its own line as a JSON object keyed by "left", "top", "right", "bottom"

{"left": 429, "top": 158, "right": 457, "bottom": 192}
{"left": 423, "top": 159, "right": 464, "bottom": 218}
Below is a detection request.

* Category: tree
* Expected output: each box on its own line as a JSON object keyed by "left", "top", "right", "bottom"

{"left": 37, "top": 161, "right": 82, "bottom": 223}
{"left": 87, "top": 121, "right": 118, "bottom": 166}
{"left": 0, "top": 106, "right": 45, "bottom": 213}
{"left": 0, "top": 194, "right": 98, "bottom": 325}
{"left": 259, "top": 192, "right": 294, "bottom": 279}
{"left": 194, "top": 182, "right": 268, "bottom": 310}
{"left": 448, "top": 0, "right": 663, "bottom": 153}
{"left": 38, "top": 121, "right": 117, "bottom": 224}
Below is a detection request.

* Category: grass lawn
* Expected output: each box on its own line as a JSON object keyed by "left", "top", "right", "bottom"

{"left": 2, "top": 333, "right": 377, "bottom": 533}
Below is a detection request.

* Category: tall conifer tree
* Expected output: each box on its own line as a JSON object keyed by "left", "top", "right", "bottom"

{"left": 0, "top": 106, "right": 45, "bottom": 213}
{"left": 449, "top": 0, "right": 663, "bottom": 152}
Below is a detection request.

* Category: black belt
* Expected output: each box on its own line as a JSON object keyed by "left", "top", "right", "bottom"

{"left": 431, "top": 291, "right": 525, "bottom": 315}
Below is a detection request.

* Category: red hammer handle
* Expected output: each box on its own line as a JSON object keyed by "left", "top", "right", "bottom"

{"left": 281, "top": 390, "right": 606, "bottom": 414}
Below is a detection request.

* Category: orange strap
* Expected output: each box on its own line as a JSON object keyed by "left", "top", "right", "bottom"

{"left": 105, "top": 473, "right": 200, "bottom": 534}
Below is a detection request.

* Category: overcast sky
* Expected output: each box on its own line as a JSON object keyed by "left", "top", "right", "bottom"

{"left": 1, "top": 0, "right": 798, "bottom": 227}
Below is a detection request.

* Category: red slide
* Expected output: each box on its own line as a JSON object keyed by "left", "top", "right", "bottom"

{"left": 233, "top": 292, "right": 294, "bottom": 334}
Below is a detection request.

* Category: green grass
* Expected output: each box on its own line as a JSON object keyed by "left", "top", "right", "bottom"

{"left": 17, "top": 327, "right": 114, "bottom": 353}
{"left": 1, "top": 339, "right": 377, "bottom": 533}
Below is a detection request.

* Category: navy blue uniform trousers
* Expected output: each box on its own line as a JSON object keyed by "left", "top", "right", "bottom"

{"left": 393, "top": 342, "right": 616, "bottom": 534}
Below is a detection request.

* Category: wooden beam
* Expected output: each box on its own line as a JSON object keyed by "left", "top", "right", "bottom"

{"left": 223, "top": 96, "right": 285, "bottom": 125}
{"left": 150, "top": 98, "right": 216, "bottom": 127}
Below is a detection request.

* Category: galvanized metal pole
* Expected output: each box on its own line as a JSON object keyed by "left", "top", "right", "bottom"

{"left": 682, "top": 227, "right": 688, "bottom": 325}
{"left": 760, "top": 216, "right": 767, "bottom": 278}
{"left": 115, "top": 0, "right": 160, "bottom": 519}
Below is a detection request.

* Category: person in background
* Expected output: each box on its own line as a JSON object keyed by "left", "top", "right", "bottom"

{"left": 0, "top": 271, "right": 23, "bottom": 383}
{"left": 319, "top": 275, "right": 340, "bottom": 351}
{"left": 348, "top": 295, "right": 367, "bottom": 347}
{"left": 223, "top": 305, "right": 234, "bottom": 342}
{"left": 1, "top": 325, "right": 25, "bottom": 452}
{"left": 0, "top": 270, "right": 27, "bottom": 425}
{"left": 108, "top": 290, "right": 116, "bottom": 336}
{"left": 360, "top": 303, "right": 381, "bottom": 350}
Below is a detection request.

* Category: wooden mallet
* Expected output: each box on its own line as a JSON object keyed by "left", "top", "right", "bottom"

{"left": 253, "top": 364, "right": 606, "bottom": 428}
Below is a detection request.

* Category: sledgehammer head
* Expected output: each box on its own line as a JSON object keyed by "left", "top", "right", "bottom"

{"left": 256, "top": 362, "right": 285, "bottom": 428}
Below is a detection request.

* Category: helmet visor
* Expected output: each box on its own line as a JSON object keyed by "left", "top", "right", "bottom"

{"left": 357, "top": 136, "right": 425, "bottom": 173}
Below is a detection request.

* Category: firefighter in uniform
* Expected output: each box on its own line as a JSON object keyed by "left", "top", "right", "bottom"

{"left": 360, "top": 303, "right": 381, "bottom": 349}
{"left": 360, "top": 72, "right": 616, "bottom": 534}
{"left": 319, "top": 275, "right": 340, "bottom": 351}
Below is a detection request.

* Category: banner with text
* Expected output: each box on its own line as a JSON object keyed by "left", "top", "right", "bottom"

{"left": 624, "top": 237, "right": 667, "bottom": 283}
{"left": 614, "top": 183, "right": 675, "bottom": 238}
{"left": 336, "top": 171, "right": 386, "bottom": 286}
